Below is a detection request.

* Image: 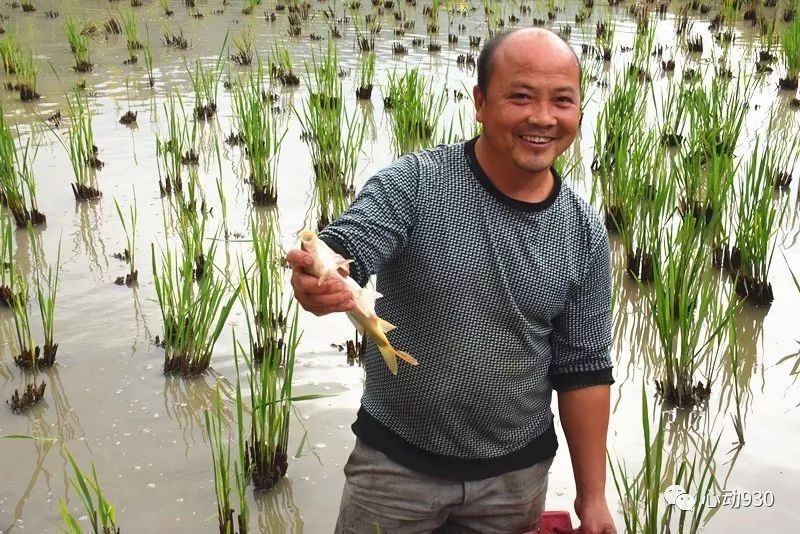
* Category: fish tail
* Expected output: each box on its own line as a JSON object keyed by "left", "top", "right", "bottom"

{"left": 377, "top": 344, "right": 399, "bottom": 376}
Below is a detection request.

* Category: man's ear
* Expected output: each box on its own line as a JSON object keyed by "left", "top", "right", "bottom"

{"left": 473, "top": 85, "right": 485, "bottom": 123}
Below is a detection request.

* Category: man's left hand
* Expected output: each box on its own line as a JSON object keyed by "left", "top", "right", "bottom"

{"left": 574, "top": 495, "right": 616, "bottom": 534}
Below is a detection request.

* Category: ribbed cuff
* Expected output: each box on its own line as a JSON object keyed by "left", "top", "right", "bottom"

{"left": 550, "top": 368, "right": 614, "bottom": 392}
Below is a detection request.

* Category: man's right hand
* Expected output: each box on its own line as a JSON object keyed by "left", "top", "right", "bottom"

{"left": 286, "top": 249, "right": 355, "bottom": 316}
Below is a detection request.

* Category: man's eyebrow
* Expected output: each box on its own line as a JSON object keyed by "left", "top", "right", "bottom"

{"left": 507, "top": 81, "right": 577, "bottom": 94}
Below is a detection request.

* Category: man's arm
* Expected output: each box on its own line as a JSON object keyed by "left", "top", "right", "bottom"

{"left": 558, "top": 385, "right": 615, "bottom": 533}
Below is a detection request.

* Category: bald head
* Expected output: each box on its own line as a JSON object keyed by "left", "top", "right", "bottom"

{"left": 476, "top": 28, "right": 581, "bottom": 95}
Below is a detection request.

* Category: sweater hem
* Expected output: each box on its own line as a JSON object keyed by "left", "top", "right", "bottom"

{"left": 351, "top": 407, "right": 558, "bottom": 481}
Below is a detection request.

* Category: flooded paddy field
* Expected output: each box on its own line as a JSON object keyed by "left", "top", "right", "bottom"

{"left": 0, "top": 0, "right": 799, "bottom": 532}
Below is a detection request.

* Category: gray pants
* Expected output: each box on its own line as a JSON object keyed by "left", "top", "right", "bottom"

{"left": 334, "top": 439, "right": 553, "bottom": 534}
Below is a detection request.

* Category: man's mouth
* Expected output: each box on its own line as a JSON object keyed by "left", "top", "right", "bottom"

{"left": 519, "top": 134, "right": 555, "bottom": 146}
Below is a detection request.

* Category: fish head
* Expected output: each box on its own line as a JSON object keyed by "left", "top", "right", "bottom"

{"left": 299, "top": 230, "right": 318, "bottom": 254}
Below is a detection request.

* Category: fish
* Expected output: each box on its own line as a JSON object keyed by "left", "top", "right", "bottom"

{"left": 299, "top": 230, "right": 418, "bottom": 375}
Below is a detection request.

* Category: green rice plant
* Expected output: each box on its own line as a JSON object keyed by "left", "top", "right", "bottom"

{"left": 614, "top": 131, "right": 675, "bottom": 283}
{"left": 356, "top": 51, "right": 376, "bottom": 99}
{"left": 121, "top": 9, "right": 142, "bottom": 52}
{"left": 269, "top": 42, "right": 299, "bottom": 86}
{"left": 230, "top": 27, "right": 254, "bottom": 65}
{"left": 0, "top": 33, "right": 21, "bottom": 74}
{"left": 32, "top": 232, "right": 61, "bottom": 369}
{"left": 0, "top": 216, "right": 11, "bottom": 304}
{"left": 186, "top": 35, "right": 227, "bottom": 119}
{"left": 242, "top": 0, "right": 261, "bottom": 15}
{"left": 159, "top": 0, "right": 174, "bottom": 16}
{"left": 299, "top": 44, "right": 366, "bottom": 228}
{"left": 239, "top": 213, "right": 285, "bottom": 364}
{"left": 113, "top": 189, "right": 138, "bottom": 286}
{"left": 63, "top": 88, "right": 102, "bottom": 199}
{"left": 609, "top": 387, "right": 720, "bottom": 533}
{"left": 595, "top": 17, "right": 615, "bottom": 61}
{"left": 143, "top": 25, "right": 154, "bottom": 87}
{"left": 204, "top": 384, "right": 248, "bottom": 534}
{"left": 9, "top": 255, "right": 37, "bottom": 370}
{"left": 15, "top": 48, "right": 39, "bottom": 101}
{"left": 64, "top": 17, "right": 93, "bottom": 72}
{"left": 384, "top": 68, "right": 446, "bottom": 155}
{"left": 725, "top": 317, "right": 745, "bottom": 446}
{"left": 780, "top": 4, "right": 800, "bottom": 88}
{"left": 238, "top": 302, "right": 304, "bottom": 490}
{"left": 151, "top": 231, "right": 239, "bottom": 375}
{"left": 0, "top": 105, "right": 45, "bottom": 227}
{"left": 644, "top": 218, "right": 738, "bottom": 407}
{"left": 684, "top": 71, "right": 754, "bottom": 163}
{"left": 58, "top": 450, "right": 119, "bottom": 534}
{"left": 231, "top": 62, "right": 287, "bottom": 205}
{"left": 156, "top": 91, "right": 196, "bottom": 195}
{"left": 652, "top": 79, "right": 689, "bottom": 147}
{"left": 591, "top": 71, "right": 645, "bottom": 231}
{"left": 732, "top": 139, "right": 787, "bottom": 305}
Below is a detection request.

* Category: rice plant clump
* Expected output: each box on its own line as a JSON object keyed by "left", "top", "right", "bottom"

{"left": 152, "top": 233, "right": 239, "bottom": 376}
{"left": 355, "top": 51, "right": 376, "bottom": 99}
{"left": 15, "top": 48, "right": 39, "bottom": 101}
{"left": 121, "top": 9, "right": 143, "bottom": 53}
{"left": 384, "top": 68, "right": 446, "bottom": 155}
{"left": 64, "top": 17, "right": 93, "bottom": 72}
{"left": 0, "top": 34, "right": 21, "bottom": 74}
{"left": 779, "top": 10, "right": 800, "bottom": 89}
{"left": 113, "top": 190, "right": 138, "bottom": 286}
{"left": 231, "top": 63, "right": 286, "bottom": 205}
{"left": 0, "top": 105, "right": 45, "bottom": 227}
{"left": 64, "top": 89, "right": 102, "bottom": 200}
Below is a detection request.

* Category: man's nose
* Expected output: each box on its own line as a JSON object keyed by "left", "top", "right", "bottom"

{"left": 527, "top": 101, "right": 557, "bottom": 127}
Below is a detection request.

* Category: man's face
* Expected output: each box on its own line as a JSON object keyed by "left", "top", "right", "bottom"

{"left": 473, "top": 35, "right": 581, "bottom": 177}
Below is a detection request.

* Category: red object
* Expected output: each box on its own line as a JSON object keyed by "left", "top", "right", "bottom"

{"left": 522, "top": 510, "right": 575, "bottom": 534}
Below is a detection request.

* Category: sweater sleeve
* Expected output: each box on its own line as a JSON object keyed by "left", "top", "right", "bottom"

{"left": 318, "top": 153, "right": 420, "bottom": 287}
{"left": 549, "top": 226, "right": 614, "bottom": 392}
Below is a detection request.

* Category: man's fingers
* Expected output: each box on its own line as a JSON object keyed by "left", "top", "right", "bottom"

{"left": 291, "top": 269, "right": 343, "bottom": 294}
{"left": 296, "top": 290, "right": 353, "bottom": 308}
{"left": 307, "top": 299, "right": 355, "bottom": 316}
{"left": 286, "top": 249, "right": 313, "bottom": 269}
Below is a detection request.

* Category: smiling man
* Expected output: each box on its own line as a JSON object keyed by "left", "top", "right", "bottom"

{"left": 287, "top": 28, "right": 616, "bottom": 534}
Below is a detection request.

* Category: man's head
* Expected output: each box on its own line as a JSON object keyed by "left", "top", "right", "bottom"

{"left": 473, "top": 28, "right": 581, "bottom": 179}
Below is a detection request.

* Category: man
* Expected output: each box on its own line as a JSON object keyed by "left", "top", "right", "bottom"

{"left": 287, "top": 28, "right": 616, "bottom": 534}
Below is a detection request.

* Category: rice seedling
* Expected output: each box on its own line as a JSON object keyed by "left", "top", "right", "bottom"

{"left": 230, "top": 28, "right": 254, "bottom": 66}
{"left": 121, "top": 9, "right": 143, "bottom": 53}
{"left": 32, "top": 234, "right": 61, "bottom": 370}
{"left": 156, "top": 91, "right": 196, "bottom": 195}
{"left": 143, "top": 25, "right": 154, "bottom": 87}
{"left": 187, "top": 42, "right": 226, "bottom": 119}
{"left": 780, "top": 7, "right": 800, "bottom": 89}
{"left": 242, "top": 0, "right": 262, "bottom": 15}
{"left": 64, "top": 17, "right": 93, "bottom": 72}
{"left": 356, "top": 51, "right": 376, "bottom": 99}
{"left": 15, "top": 48, "right": 39, "bottom": 101}
{"left": 383, "top": 68, "right": 446, "bottom": 155}
{"left": 0, "top": 33, "right": 21, "bottom": 74}
{"left": 0, "top": 215, "right": 15, "bottom": 307}
{"left": 151, "top": 229, "right": 239, "bottom": 375}
{"left": 299, "top": 42, "right": 367, "bottom": 228}
{"left": 63, "top": 88, "right": 102, "bottom": 200}
{"left": 0, "top": 105, "right": 45, "bottom": 227}
{"left": 160, "top": 0, "right": 175, "bottom": 16}
{"left": 20, "top": 0, "right": 36, "bottom": 13}
{"left": 113, "top": 190, "right": 138, "bottom": 286}
{"left": 609, "top": 387, "right": 720, "bottom": 533}
{"left": 9, "top": 251, "right": 39, "bottom": 370}
{"left": 204, "top": 383, "right": 248, "bottom": 533}
{"left": 231, "top": 61, "right": 287, "bottom": 205}
{"left": 644, "top": 218, "right": 738, "bottom": 407}
{"left": 614, "top": 132, "right": 675, "bottom": 282}
{"left": 595, "top": 18, "right": 615, "bottom": 61}
{"left": 162, "top": 27, "right": 189, "bottom": 49}
{"left": 237, "top": 303, "right": 306, "bottom": 491}
{"left": 731, "top": 139, "right": 788, "bottom": 306}
{"left": 239, "top": 214, "right": 285, "bottom": 364}
{"left": 269, "top": 42, "right": 299, "bottom": 86}
{"left": 58, "top": 450, "right": 119, "bottom": 534}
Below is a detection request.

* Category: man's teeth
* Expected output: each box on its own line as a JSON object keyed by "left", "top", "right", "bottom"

{"left": 521, "top": 135, "right": 553, "bottom": 144}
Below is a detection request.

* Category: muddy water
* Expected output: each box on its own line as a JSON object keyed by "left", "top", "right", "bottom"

{"left": 0, "top": 1, "right": 799, "bottom": 532}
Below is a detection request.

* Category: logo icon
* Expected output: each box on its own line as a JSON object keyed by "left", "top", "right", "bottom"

{"left": 663, "top": 485, "right": 696, "bottom": 511}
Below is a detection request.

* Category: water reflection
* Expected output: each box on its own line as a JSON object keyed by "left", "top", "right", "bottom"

{"left": 255, "top": 477, "right": 304, "bottom": 534}
{"left": 72, "top": 199, "right": 109, "bottom": 283}
{"left": 163, "top": 372, "right": 235, "bottom": 454}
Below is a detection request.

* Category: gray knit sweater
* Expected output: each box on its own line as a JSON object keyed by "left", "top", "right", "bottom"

{"left": 319, "top": 138, "right": 613, "bottom": 480}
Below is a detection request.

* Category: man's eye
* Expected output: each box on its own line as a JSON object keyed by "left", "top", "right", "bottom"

{"left": 512, "top": 93, "right": 530, "bottom": 100}
{"left": 557, "top": 96, "right": 574, "bottom": 104}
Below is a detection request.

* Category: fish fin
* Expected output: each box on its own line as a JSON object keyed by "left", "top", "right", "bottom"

{"left": 396, "top": 350, "right": 418, "bottom": 366}
{"left": 377, "top": 318, "right": 396, "bottom": 333}
{"left": 377, "top": 345, "right": 399, "bottom": 375}
{"left": 336, "top": 258, "right": 354, "bottom": 270}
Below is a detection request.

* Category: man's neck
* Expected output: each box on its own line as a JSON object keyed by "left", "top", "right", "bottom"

{"left": 474, "top": 136, "right": 555, "bottom": 204}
